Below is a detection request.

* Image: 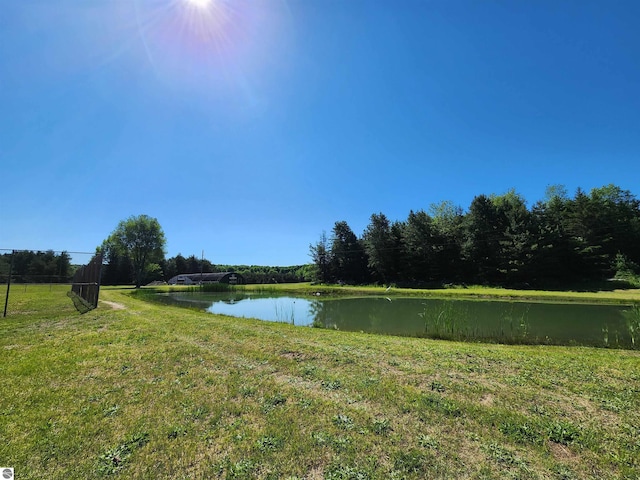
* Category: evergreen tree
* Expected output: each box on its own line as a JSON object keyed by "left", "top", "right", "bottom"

{"left": 329, "top": 221, "right": 368, "bottom": 284}
{"left": 363, "top": 213, "right": 400, "bottom": 284}
{"left": 309, "top": 231, "right": 331, "bottom": 283}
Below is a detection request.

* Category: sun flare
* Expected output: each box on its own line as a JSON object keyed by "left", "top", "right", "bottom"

{"left": 184, "top": 0, "right": 213, "bottom": 9}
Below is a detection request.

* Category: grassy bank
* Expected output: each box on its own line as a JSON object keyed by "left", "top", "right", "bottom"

{"left": 168, "top": 282, "right": 640, "bottom": 305}
{"left": 1, "top": 285, "right": 639, "bottom": 479}
{"left": 153, "top": 283, "right": 640, "bottom": 305}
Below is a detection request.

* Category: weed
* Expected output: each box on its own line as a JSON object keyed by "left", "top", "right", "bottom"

{"left": 324, "top": 463, "right": 371, "bottom": 480}
{"left": 311, "top": 431, "right": 331, "bottom": 446}
{"left": 322, "top": 379, "right": 342, "bottom": 391}
{"left": 371, "top": 418, "right": 391, "bottom": 435}
{"left": 362, "top": 376, "right": 380, "bottom": 387}
{"left": 530, "top": 404, "right": 548, "bottom": 416}
{"left": 262, "top": 393, "right": 287, "bottom": 412}
{"left": 301, "top": 364, "right": 318, "bottom": 377}
{"left": 188, "top": 405, "right": 209, "bottom": 420}
{"left": 483, "top": 442, "right": 519, "bottom": 465}
{"left": 96, "top": 432, "right": 149, "bottom": 475}
{"left": 332, "top": 413, "right": 355, "bottom": 430}
{"left": 420, "top": 393, "right": 462, "bottom": 417}
{"left": 332, "top": 436, "right": 351, "bottom": 452}
{"left": 393, "top": 449, "right": 428, "bottom": 474}
{"left": 257, "top": 435, "right": 283, "bottom": 452}
{"left": 239, "top": 385, "right": 257, "bottom": 397}
{"left": 102, "top": 405, "right": 119, "bottom": 418}
{"left": 554, "top": 465, "right": 578, "bottom": 480}
{"left": 226, "top": 459, "right": 255, "bottom": 479}
{"left": 430, "top": 380, "right": 446, "bottom": 392}
{"left": 418, "top": 434, "right": 439, "bottom": 450}
{"left": 499, "top": 421, "right": 544, "bottom": 445}
{"left": 166, "top": 425, "right": 188, "bottom": 439}
{"left": 547, "top": 420, "right": 580, "bottom": 445}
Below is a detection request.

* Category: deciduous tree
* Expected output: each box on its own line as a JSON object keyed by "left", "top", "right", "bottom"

{"left": 103, "top": 215, "right": 166, "bottom": 288}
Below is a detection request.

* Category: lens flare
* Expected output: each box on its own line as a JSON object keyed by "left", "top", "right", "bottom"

{"left": 131, "top": 0, "right": 289, "bottom": 104}
{"left": 180, "top": 0, "right": 235, "bottom": 46}
{"left": 184, "top": 0, "right": 213, "bottom": 9}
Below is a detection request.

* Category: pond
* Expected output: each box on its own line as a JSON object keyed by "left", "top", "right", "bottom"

{"left": 157, "top": 292, "right": 640, "bottom": 349}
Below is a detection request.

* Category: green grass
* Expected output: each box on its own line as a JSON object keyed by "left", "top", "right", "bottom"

{"left": 1, "top": 285, "right": 639, "bottom": 479}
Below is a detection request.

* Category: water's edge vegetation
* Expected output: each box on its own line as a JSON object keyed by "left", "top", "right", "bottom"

{"left": 143, "top": 284, "right": 640, "bottom": 350}
{"left": 146, "top": 282, "right": 640, "bottom": 305}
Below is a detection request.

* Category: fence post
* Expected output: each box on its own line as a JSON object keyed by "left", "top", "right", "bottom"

{"left": 93, "top": 253, "right": 103, "bottom": 309}
{"left": 3, "top": 250, "right": 14, "bottom": 318}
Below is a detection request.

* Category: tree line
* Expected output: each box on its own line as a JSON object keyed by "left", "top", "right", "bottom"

{"left": 167, "top": 257, "right": 312, "bottom": 284}
{"left": 310, "top": 184, "right": 640, "bottom": 288}
{"left": 101, "top": 251, "right": 313, "bottom": 286}
{"left": 0, "top": 250, "right": 74, "bottom": 283}
{"left": 99, "top": 215, "right": 313, "bottom": 286}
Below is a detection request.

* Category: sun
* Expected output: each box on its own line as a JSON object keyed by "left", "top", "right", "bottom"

{"left": 184, "top": 0, "right": 213, "bottom": 9}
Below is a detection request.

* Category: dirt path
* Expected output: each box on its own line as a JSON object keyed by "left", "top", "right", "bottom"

{"left": 100, "top": 300, "right": 126, "bottom": 310}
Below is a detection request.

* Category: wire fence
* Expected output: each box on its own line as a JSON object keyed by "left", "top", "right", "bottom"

{"left": 69, "top": 253, "right": 103, "bottom": 313}
{"left": 1, "top": 249, "right": 100, "bottom": 317}
{"left": 0, "top": 274, "right": 75, "bottom": 284}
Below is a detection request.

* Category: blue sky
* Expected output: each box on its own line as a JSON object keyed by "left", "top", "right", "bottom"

{"left": 1, "top": 0, "right": 639, "bottom": 266}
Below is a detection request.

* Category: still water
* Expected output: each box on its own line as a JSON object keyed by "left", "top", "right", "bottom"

{"left": 158, "top": 292, "right": 639, "bottom": 348}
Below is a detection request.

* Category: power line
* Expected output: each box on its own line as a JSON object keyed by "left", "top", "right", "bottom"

{"left": 0, "top": 248, "right": 96, "bottom": 255}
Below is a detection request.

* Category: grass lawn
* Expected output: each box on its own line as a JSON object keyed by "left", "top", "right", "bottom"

{"left": 1, "top": 285, "right": 639, "bottom": 479}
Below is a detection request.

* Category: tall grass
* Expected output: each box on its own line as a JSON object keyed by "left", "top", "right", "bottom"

{"left": 274, "top": 300, "right": 296, "bottom": 325}
{"left": 419, "top": 302, "right": 531, "bottom": 344}
{"left": 624, "top": 303, "right": 640, "bottom": 347}
{"left": 188, "top": 283, "right": 234, "bottom": 293}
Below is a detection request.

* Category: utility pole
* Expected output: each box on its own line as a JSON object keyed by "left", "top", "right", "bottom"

{"left": 200, "top": 250, "right": 204, "bottom": 284}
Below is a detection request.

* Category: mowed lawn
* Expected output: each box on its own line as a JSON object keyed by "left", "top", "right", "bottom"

{"left": 0, "top": 285, "right": 638, "bottom": 479}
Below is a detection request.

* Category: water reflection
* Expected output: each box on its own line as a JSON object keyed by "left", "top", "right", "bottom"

{"left": 158, "top": 292, "right": 638, "bottom": 349}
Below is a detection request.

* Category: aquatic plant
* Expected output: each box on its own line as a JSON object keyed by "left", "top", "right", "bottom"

{"left": 623, "top": 304, "right": 640, "bottom": 348}
{"left": 274, "top": 300, "right": 295, "bottom": 324}
{"left": 419, "top": 301, "right": 470, "bottom": 340}
{"left": 500, "top": 303, "right": 530, "bottom": 342}
{"left": 191, "top": 283, "right": 233, "bottom": 293}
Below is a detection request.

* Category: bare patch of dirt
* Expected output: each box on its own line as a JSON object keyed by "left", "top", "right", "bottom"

{"left": 548, "top": 441, "right": 579, "bottom": 463}
{"left": 100, "top": 300, "right": 126, "bottom": 310}
{"left": 280, "top": 351, "right": 309, "bottom": 361}
{"left": 479, "top": 394, "right": 494, "bottom": 407}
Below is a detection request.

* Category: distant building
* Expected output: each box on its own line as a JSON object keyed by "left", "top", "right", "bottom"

{"left": 167, "top": 272, "right": 245, "bottom": 285}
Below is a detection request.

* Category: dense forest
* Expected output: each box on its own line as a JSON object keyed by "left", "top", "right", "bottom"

{"left": 310, "top": 185, "right": 640, "bottom": 288}
{"left": 0, "top": 250, "right": 74, "bottom": 283}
